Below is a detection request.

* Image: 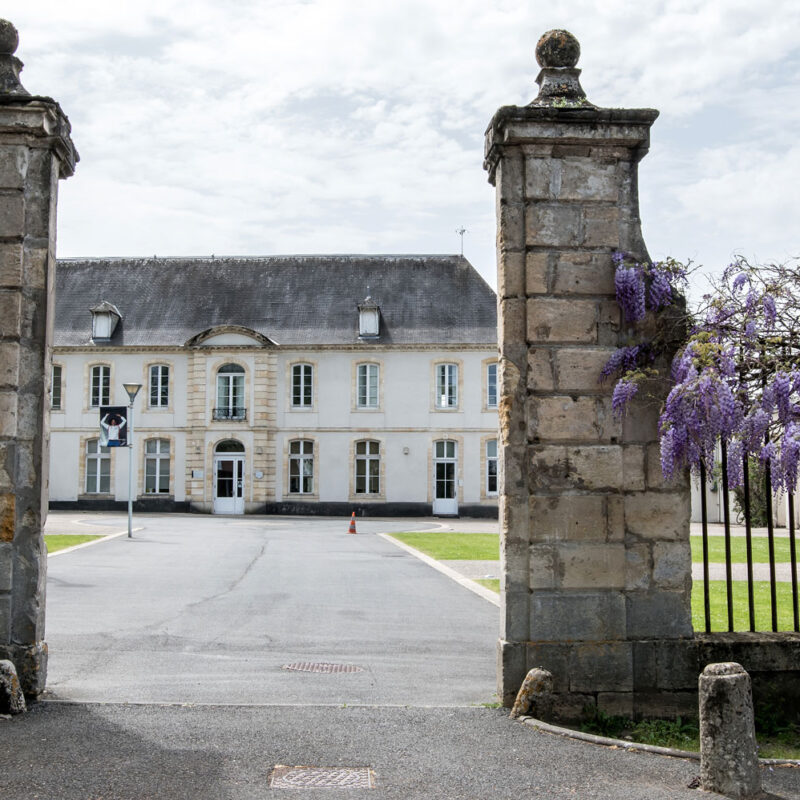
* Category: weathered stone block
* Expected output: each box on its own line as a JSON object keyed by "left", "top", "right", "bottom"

{"left": 652, "top": 541, "right": 691, "bottom": 591}
{"left": 598, "top": 691, "right": 634, "bottom": 718}
{"left": 653, "top": 639, "right": 699, "bottom": 690}
{"left": 498, "top": 297, "right": 526, "bottom": 344}
{"left": 0, "top": 341, "right": 20, "bottom": 386}
{"left": 553, "top": 347, "right": 616, "bottom": 392}
{"left": 529, "top": 544, "right": 557, "bottom": 589}
{"left": 569, "top": 641, "right": 633, "bottom": 692}
{"left": 525, "top": 642, "right": 571, "bottom": 693}
{"left": 622, "top": 445, "right": 645, "bottom": 491}
{"left": 529, "top": 444, "right": 624, "bottom": 492}
{"left": 498, "top": 638, "right": 528, "bottom": 707}
{"left": 624, "top": 492, "right": 690, "bottom": 540}
{"left": 607, "top": 495, "right": 624, "bottom": 542}
{"left": 21, "top": 245, "right": 49, "bottom": 291}
{"left": 498, "top": 250, "right": 525, "bottom": 298}
{"left": 558, "top": 542, "right": 625, "bottom": 589}
{"left": 0, "top": 243, "right": 23, "bottom": 287}
{"left": 0, "top": 594, "right": 10, "bottom": 639}
{"left": 527, "top": 348, "right": 553, "bottom": 391}
{"left": 495, "top": 150, "right": 524, "bottom": 203}
{"left": 646, "top": 442, "right": 688, "bottom": 490}
{"left": 525, "top": 251, "right": 549, "bottom": 294}
{"left": 633, "top": 690, "right": 698, "bottom": 719}
{"left": 625, "top": 543, "right": 651, "bottom": 591}
{"left": 530, "top": 590, "right": 627, "bottom": 641}
{"left": 560, "top": 161, "right": 618, "bottom": 202}
{"left": 0, "top": 147, "right": 29, "bottom": 189}
{"left": 526, "top": 298, "right": 597, "bottom": 343}
{"left": 525, "top": 204, "right": 581, "bottom": 247}
{"left": 552, "top": 251, "right": 615, "bottom": 296}
{"left": 582, "top": 206, "right": 620, "bottom": 247}
{"left": 0, "top": 193, "right": 24, "bottom": 238}
{"left": 530, "top": 494, "right": 607, "bottom": 542}
{"left": 626, "top": 590, "right": 693, "bottom": 639}
{"left": 0, "top": 392, "right": 16, "bottom": 438}
{"left": 527, "top": 396, "right": 618, "bottom": 442}
{"left": 497, "top": 202, "right": 525, "bottom": 252}
{"left": 523, "top": 157, "right": 554, "bottom": 200}
{"left": 0, "top": 543, "right": 11, "bottom": 592}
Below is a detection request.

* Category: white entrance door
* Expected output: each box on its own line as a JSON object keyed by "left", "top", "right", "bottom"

{"left": 213, "top": 455, "right": 244, "bottom": 514}
{"left": 433, "top": 440, "right": 458, "bottom": 516}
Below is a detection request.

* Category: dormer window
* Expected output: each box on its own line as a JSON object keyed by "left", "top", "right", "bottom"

{"left": 90, "top": 302, "right": 121, "bottom": 343}
{"left": 358, "top": 296, "right": 380, "bottom": 338}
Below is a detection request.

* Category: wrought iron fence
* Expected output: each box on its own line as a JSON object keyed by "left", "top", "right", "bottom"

{"left": 697, "top": 446, "right": 798, "bottom": 634}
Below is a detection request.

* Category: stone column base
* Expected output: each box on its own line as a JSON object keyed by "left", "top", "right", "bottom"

{"left": 0, "top": 641, "right": 47, "bottom": 698}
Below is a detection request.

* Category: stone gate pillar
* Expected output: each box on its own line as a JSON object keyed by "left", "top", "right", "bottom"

{"left": 485, "top": 30, "right": 692, "bottom": 718}
{"left": 0, "top": 20, "right": 77, "bottom": 696}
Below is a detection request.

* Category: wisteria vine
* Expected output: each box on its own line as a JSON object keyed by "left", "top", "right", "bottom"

{"left": 603, "top": 253, "right": 800, "bottom": 494}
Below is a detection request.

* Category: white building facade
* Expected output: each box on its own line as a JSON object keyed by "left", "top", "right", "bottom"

{"left": 49, "top": 255, "right": 499, "bottom": 517}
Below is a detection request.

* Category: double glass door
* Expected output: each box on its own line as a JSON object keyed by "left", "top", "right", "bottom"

{"left": 213, "top": 455, "right": 244, "bottom": 514}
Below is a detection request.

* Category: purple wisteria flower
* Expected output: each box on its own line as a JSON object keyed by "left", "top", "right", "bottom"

{"left": 612, "top": 379, "right": 639, "bottom": 418}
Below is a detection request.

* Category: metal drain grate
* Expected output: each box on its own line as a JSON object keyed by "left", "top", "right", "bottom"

{"left": 269, "top": 765, "right": 375, "bottom": 788}
{"left": 282, "top": 661, "right": 364, "bottom": 674}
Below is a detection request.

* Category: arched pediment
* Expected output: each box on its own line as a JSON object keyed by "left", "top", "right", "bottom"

{"left": 185, "top": 325, "right": 276, "bottom": 347}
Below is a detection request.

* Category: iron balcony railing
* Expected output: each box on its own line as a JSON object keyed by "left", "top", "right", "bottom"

{"left": 212, "top": 407, "right": 247, "bottom": 421}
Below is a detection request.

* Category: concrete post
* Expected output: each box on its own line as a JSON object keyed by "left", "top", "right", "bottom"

{"left": 699, "top": 662, "right": 762, "bottom": 799}
{"left": 485, "top": 30, "right": 691, "bottom": 717}
{"left": 0, "top": 20, "right": 78, "bottom": 697}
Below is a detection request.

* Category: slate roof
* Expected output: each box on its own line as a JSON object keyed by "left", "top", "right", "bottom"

{"left": 54, "top": 255, "right": 497, "bottom": 347}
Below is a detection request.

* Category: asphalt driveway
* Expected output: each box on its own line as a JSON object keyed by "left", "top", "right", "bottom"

{"left": 43, "top": 513, "right": 498, "bottom": 706}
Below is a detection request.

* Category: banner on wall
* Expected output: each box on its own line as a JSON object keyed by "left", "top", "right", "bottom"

{"left": 99, "top": 406, "right": 128, "bottom": 447}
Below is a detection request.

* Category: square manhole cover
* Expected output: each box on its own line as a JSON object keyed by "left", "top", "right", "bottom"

{"left": 269, "top": 765, "right": 375, "bottom": 789}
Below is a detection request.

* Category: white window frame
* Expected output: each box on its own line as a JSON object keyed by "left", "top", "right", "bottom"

{"left": 89, "top": 364, "right": 110, "bottom": 408}
{"left": 356, "top": 363, "right": 379, "bottom": 409}
{"left": 51, "top": 364, "right": 63, "bottom": 410}
{"left": 149, "top": 364, "right": 170, "bottom": 408}
{"left": 144, "top": 438, "right": 170, "bottom": 494}
{"left": 215, "top": 364, "right": 246, "bottom": 420}
{"left": 289, "top": 439, "right": 314, "bottom": 494}
{"left": 487, "top": 362, "right": 498, "bottom": 409}
{"left": 355, "top": 440, "right": 380, "bottom": 494}
{"left": 291, "top": 363, "right": 313, "bottom": 409}
{"left": 435, "top": 363, "right": 458, "bottom": 409}
{"left": 486, "top": 439, "right": 498, "bottom": 496}
{"left": 85, "top": 438, "right": 110, "bottom": 494}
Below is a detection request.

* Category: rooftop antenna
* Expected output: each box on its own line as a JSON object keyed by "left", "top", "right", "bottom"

{"left": 455, "top": 227, "right": 467, "bottom": 257}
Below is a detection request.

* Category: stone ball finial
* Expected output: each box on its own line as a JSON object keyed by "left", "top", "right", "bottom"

{"left": 0, "top": 20, "right": 19, "bottom": 56}
{"left": 536, "top": 29, "right": 580, "bottom": 69}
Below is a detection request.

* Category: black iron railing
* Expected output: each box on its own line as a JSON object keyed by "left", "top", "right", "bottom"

{"left": 212, "top": 407, "right": 247, "bottom": 421}
{"left": 697, "top": 454, "right": 798, "bottom": 633}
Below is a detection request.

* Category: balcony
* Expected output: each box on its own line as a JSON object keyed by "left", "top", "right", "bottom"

{"left": 213, "top": 407, "right": 247, "bottom": 421}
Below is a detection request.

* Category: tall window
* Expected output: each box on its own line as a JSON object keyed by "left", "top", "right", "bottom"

{"left": 149, "top": 365, "right": 169, "bottom": 408}
{"left": 435, "top": 363, "right": 458, "bottom": 408}
{"left": 291, "top": 364, "right": 313, "bottom": 408}
{"left": 90, "top": 365, "right": 110, "bottom": 408}
{"left": 486, "top": 439, "right": 498, "bottom": 495}
{"left": 355, "top": 440, "right": 380, "bottom": 494}
{"left": 85, "top": 438, "right": 110, "bottom": 494}
{"left": 487, "top": 362, "right": 498, "bottom": 409}
{"left": 144, "top": 439, "right": 170, "bottom": 494}
{"left": 289, "top": 439, "right": 314, "bottom": 494}
{"left": 357, "top": 363, "right": 379, "bottom": 408}
{"left": 51, "top": 364, "right": 62, "bottom": 410}
{"left": 215, "top": 364, "right": 245, "bottom": 420}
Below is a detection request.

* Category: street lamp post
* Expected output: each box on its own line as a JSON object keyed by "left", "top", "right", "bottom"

{"left": 123, "top": 382, "right": 142, "bottom": 538}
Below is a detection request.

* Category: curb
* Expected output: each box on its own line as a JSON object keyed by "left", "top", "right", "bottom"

{"left": 377, "top": 533, "right": 500, "bottom": 607}
{"left": 47, "top": 528, "right": 144, "bottom": 557}
{"left": 518, "top": 716, "right": 800, "bottom": 767}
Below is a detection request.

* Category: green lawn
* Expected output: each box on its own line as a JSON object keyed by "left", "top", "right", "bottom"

{"left": 389, "top": 532, "right": 499, "bottom": 560}
{"left": 45, "top": 534, "right": 105, "bottom": 553}
{"left": 691, "top": 535, "right": 796, "bottom": 564}
{"left": 692, "top": 580, "right": 799, "bottom": 632}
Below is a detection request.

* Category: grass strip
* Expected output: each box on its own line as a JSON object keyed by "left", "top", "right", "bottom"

{"left": 692, "top": 580, "right": 799, "bottom": 632}
{"left": 690, "top": 535, "right": 795, "bottom": 564}
{"left": 389, "top": 532, "right": 499, "bottom": 560}
{"left": 45, "top": 534, "right": 105, "bottom": 553}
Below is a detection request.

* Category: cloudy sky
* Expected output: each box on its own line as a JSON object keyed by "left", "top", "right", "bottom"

{"left": 5, "top": 1, "right": 800, "bottom": 295}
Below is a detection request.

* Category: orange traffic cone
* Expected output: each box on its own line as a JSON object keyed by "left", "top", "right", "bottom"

{"left": 348, "top": 512, "right": 357, "bottom": 534}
